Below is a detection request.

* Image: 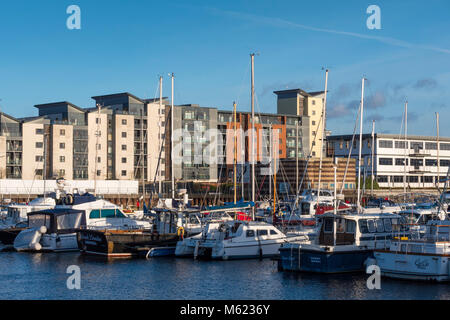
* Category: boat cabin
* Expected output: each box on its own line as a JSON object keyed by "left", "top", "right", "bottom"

{"left": 317, "top": 213, "right": 408, "bottom": 247}
{"left": 27, "top": 209, "right": 86, "bottom": 234}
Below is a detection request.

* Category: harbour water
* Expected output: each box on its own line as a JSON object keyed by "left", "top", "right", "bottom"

{"left": 0, "top": 251, "right": 448, "bottom": 300}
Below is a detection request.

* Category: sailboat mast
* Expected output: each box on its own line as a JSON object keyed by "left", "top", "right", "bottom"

{"left": 403, "top": 101, "right": 408, "bottom": 201}
{"left": 250, "top": 53, "right": 255, "bottom": 219}
{"left": 316, "top": 69, "right": 328, "bottom": 209}
{"left": 357, "top": 78, "right": 365, "bottom": 213}
{"left": 171, "top": 73, "right": 175, "bottom": 199}
{"left": 141, "top": 108, "right": 145, "bottom": 208}
{"left": 233, "top": 102, "right": 237, "bottom": 204}
{"left": 273, "top": 129, "right": 277, "bottom": 221}
{"left": 296, "top": 120, "right": 299, "bottom": 197}
{"left": 437, "top": 112, "right": 440, "bottom": 188}
{"left": 371, "top": 120, "right": 375, "bottom": 197}
{"left": 159, "top": 76, "right": 163, "bottom": 195}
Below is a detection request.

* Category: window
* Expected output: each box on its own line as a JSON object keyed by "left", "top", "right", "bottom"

{"left": 395, "top": 158, "right": 408, "bottom": 166}
{"left": 270, "top": 230, "right": 278, "bottom": 235}
{"left": 312, "top": 111, "right": 316, "bottom": 115}
{"left": 122, "top": 119, "right": 127, "bottom": 125}
{"left": 425, "top": 142, "right": 437, "bottom": 150}
{"left": 35, "top": 169, "right": 43, "bottom": 176}
{"left": 60, "top": 129, "right": 65, "bottom": 136}
{"left": 440, "top": 160, "right": 450, "bottom": 167}
{"left": 96, "top": 118, "right": 101, "bottom": 124}
{"left": 246, "top": 230, "right": 255, "bottom": 237}
{"left": 121, "top": 170, "right": 127, "bottom": 176}
{"left": 367, "top": 220, "right": 376, "bottom": 233}
{"left": 392, "top": 176, "right": 404, "bottom": 183}
{"left": 440, "top": 143, "right": 450, "bottom": 150}
{"left": 395, "top": 141, "right": 407, "bottom": 149}
{"left": 426, "top": 159, "right": 437, "bottom": 167}
{"left": 312, "top": 121, "right": 316, "bottom": 126}
{"left": 35, "top": 156, "right": 43, "bottom": 162}
{"left": 60, "top": 156, "right": 65, "bottom": 163}
{"left": 97, "top": 144, "right": 101, "bottom": 150}
{"left": 35, "top": 128, "right": 43, "bottom": 135}
{"left": 346, "top": 220, "right": 356, "bottom": 233}
{"left": 377, "top": 176, "right": 388, "bottom": 183}
{"left": 346, "top": 141, "right": 350, "bottom": 149}
{"left": 383, "top": 219, "right": 392, "bottom": 232}
{"left": 379, "top": 158, "right": 393, "bottom": 166}
{"left": 375, "top": 219, "right": 384, "bottom": 232}
{"left": 96, "top": 170, "right": 101, "bottom": 176}
{"left": 423, "top": 176, "right": 433, "bottom": 183}
{"left": 122, "top": 132, "right": 127, "bottom": 138}
{"left": 379, "top": 140, "right": 393, "bottom": 148}
{"left": 121, "top": 145, "right": 127, "bottom": 151}
{"left": 60, "top": 143, "right": 65, "bottom": 149}
{"left": 97, "top": 157, "right": 101, "bottom": 163}
{"left": 35, "top": 142, "right": 43, "bottom": 148}
{"left": 312, "top": 100, "right": 316, "bottom": 105}
{"left": 339, "top": 141, "right": 343, "bottom": 149}
{"left": 359, "top": 220, "right": 369, "bottom": 233}
{"left": 407, "top": 176, "right": 419, "bottom": 183}
{"left": 59, "top": 169, "right": 65, "bottom": 177}
{"left": 121, "top": 158, "right": 127, "bottom": 164}
{"left": 410, "top": 142, "right": 423, "bottom": 150}
{"left": 410, "top": 159, "right": 423, "bottom": 167}
{"left": 257, "top": 230, "right": 268, "bottom": 236}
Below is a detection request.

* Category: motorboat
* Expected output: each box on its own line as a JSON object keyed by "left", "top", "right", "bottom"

{"left": 13, "top": 196, "right": 152, "bottom": 253}
{"left": 195, "top": 220, "right": 309, "bottom": 260}
{"left": 0, "top": 197, "right": 56, "bottom": 229}
{"left": 371, "top": 220, "right": 450, "bottom": 282}
{"left": 278, "top": 212, "right": 409, "bottom": 273}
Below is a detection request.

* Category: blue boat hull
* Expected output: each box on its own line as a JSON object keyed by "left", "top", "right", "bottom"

{"left": 279, "top": 248, "right": 373, "bottom": 273}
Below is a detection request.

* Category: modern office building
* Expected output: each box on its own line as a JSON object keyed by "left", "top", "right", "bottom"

{"left": 328, "top": 133, "right": 450, "bottom": 189}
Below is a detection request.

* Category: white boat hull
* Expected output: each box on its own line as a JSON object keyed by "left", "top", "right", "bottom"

{"left": 374, "top": 251, "right": 450, "bottom": 282}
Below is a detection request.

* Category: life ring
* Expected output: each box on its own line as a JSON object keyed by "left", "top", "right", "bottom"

{"left": 177, "top": 226, "right": 185, "bottom": 240}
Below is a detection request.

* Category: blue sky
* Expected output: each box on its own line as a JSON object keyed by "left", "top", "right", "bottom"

{"left": 1, "top": 0, "right": 449, "bottom": 136}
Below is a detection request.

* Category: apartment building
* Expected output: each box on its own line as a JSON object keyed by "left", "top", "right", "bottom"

{"left": 274, "top": 89, "right": 326, "bottom": 157}
{"left": 328, "top": 133, "right": 450, "bottom": 189}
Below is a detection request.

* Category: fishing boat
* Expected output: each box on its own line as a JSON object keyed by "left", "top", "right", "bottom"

{"left": 278, "top": 212, "right": 409, "bottom": 273}
{"left": 371, "top": 220, "right": 450, "bottom": 282}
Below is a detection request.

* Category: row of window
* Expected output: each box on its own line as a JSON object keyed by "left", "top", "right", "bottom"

{"left": 379, "top": 158, "right": 450, "bottom": 167}
{"left": 379, "top": 140, "right": 450, "bottom": 150}
{"left": 377, "top": 175, "right": 442, "bottom": 183}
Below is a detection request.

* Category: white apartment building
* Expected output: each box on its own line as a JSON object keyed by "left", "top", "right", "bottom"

{"left": 329, "top": 134, "right": 450, "bottom": 189}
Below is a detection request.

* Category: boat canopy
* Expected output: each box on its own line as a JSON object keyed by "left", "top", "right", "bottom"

{"left": 27, "top": 209, "right": 86, "bottom": 233}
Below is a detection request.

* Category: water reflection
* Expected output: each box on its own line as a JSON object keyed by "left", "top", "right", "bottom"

{"left": 0, "top": 252, "right": 448, "bottom": 300}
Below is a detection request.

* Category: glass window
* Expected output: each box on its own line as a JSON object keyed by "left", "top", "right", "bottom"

{"left": 379, "top": 140, "right": 393, "bottom": 148}
{"left": 60, "top": 143, "right": 65, "bottom": 149}
{"left": 122, "top": 119, "right": 127, "bottom": 125}
{"left": 375, "top": 219, "right": 385, "bottom": 232}
{"left": 379, "top": 158, "right": 393, "bottom": 166}
{"left": 383, "top": 219, "right": 392, "bottom": 232}
{"left": 57, "top": 212, "right": 83, "bottom": 230}
{"left": 36, "top": 128, "right": 44, "bottom": 135}
{"left": 60, "top": 129, "right": 65, "bottom": 136}
{"left": 346, "top": 220, "right": 356, "bottom": 233}
{"left": 122, "top": 132, "right": 127, "bottom": 138}
{"left": 246, "top": 230, "right": 255, "bottom": 237}
{"left": 367, "top": 220, "right": 376, "bottom": 233}
{"left": 359, "top": 219, "right": 369, "bottom": 233}
{"left": 35, "top": 142, "right": 43, "bottom": 148}
{"left": 257, "top": 229, "right": 268, "bottom": 236}
{"left": 270, "top": 230, "right": 278, "bottom": 235}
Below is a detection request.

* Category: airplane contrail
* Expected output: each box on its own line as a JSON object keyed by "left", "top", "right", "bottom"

{"left": 207, "top": 7, "right": 450, "bottom": 55}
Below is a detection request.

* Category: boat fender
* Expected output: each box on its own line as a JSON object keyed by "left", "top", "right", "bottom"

{"left": 39, "top": 226, "right": 47, "bottom": 234}
{"left": 177, "top": 227, "right": 185, "bottom": 240}
{"left": 30, "top": 242, "right": 42, "bottom": 251}
{"left": 64, "top": 194, "right": 74, "bottom": 206}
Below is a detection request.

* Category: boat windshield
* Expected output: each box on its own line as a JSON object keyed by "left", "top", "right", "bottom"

{"left": 56, "top": 212, "right": 84, "bottom": 230}
{"left": 28, "top": 214, "right": 51, "bottom": 229}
